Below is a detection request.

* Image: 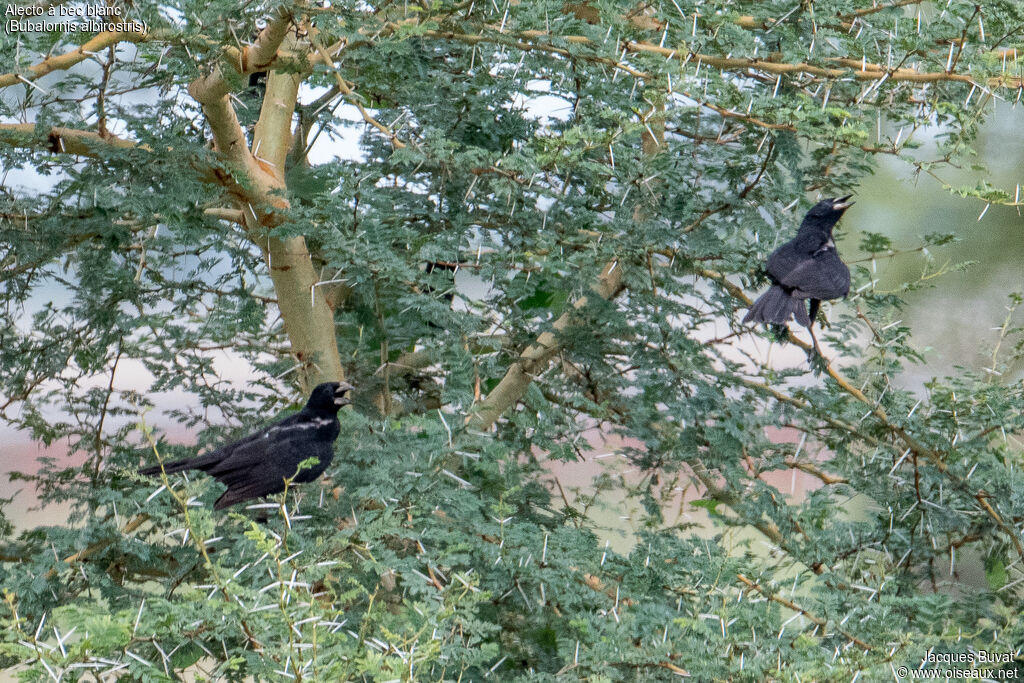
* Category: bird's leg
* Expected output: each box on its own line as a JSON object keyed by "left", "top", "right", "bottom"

{"left": 803, "top": 297, "right": 825, "bottom": 364}
{"left": 805, "top": 323, "right": 831, "bottom": 375}
{"left": 253, "top": 501, "right": 270, "bottom": 524}
{"left": 808, "top": 324, "right": 823, "bottom": 357}
{"left": 808, "top": 298, "right": 822, "bottom": 326}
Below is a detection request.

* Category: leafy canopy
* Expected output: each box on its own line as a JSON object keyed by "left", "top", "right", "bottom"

{"left": 2, "top": 0, "right": 1024, "bottom": 680}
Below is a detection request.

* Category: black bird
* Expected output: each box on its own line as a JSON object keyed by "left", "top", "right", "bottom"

{"left": 744, "top": 195, "right": 854, "bottom": 337}
{"left": 139, "top": 382, "right": 353, "bottom": 510}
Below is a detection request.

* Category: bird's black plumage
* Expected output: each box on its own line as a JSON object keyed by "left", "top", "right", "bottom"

{"left": 744, "top": 195, "right": 853, "bottom": 329}
{"left": 139, "top": 382, "right": 353, "bottom": 510}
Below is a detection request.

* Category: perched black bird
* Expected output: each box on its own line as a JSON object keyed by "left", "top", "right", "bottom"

{"left": 139, "top": 382, "right": 353, "bottom": 510}
{"left": 744, "top": 195, "right": 854, "bottom": 336}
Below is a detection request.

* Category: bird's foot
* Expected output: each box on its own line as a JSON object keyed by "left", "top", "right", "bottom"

{"left": 805, "top": 345, "right": 828, "bottom": 374}
{"left": 805, "top": 327, "right": 828, "bottom": 374}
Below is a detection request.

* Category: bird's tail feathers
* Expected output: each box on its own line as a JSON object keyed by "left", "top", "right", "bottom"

{"left": 213, "top": 482, "right": 275, "bottom": 510}
{"left": 743, "top": 285, "right": 811, "bottom": 327}
{"left": 138, "top": 453, "right": 219, "bottom": 476}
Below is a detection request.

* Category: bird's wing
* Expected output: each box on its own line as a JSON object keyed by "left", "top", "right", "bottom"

{"left": 778, "top": 248, "right": 850, "bottom": 300}
{"left": 140, "top": 414, "right": 303, "bottom": 477}
{"left": 204, "top": 415, "right": 336, "bottom": 500}
{"left": 765, "top": 231, "right": 832, "bottom": 278}
{"left": 764, "top": 242, "right": 806, "bottom": 281}
{"left": 197, "top": 408, "right": 309, "bottom": 467}
{"left": 212, "top": 435, "right": 333, "bottom": 510}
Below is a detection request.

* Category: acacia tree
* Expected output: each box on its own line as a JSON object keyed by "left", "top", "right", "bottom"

{"left": 2, "top": 0, "right": 1024, "bottom": 679}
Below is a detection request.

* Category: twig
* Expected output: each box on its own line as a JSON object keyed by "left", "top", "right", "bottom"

{"left": 737, "top": 574, "right": 874, "bottom": 651}
{"left": 307, "top": 25, "right": 407, "bottom": 149}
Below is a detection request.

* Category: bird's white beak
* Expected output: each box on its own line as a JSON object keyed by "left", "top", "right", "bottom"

{"left": 334, "top": 382, "right": 354, "bottom": 406}
{"left": 832, "top": 194, "right": 855, "bottom": 210}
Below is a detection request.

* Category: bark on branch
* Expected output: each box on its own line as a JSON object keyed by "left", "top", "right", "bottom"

{"left": 0, "top": 30, "right": 149, "bottom": 90}
{"left": 416, "top": 27, "right": 1022, "bottom": 90}
{"left": 467, "top": 261, "right": 624, "bottom": 431}
{"left": 0, "top": 122, "right": 143, "bottom": 154}
{"left": 737, "top": 573, "right": 874, "bottom": 651}
{"left": 189, "top": 7, "right": 296, "bottom": 104}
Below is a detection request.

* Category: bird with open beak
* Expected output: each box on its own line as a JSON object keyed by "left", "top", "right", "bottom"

{"left": 744, "top": 195, "right": 854, "bottom": 350}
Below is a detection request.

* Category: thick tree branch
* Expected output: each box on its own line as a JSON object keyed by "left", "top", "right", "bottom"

{"left": 187, "top": 12, "right": 295, "bottom": 172}
{"left": 263, "top": 235, "right": 345, "bottom": 391}
{"left": 1, "top": 30, "right": 345, "bottom": 395}
{"left": 0, "top": 30, "right": 149, "bottom": 90}
{"left": 467, "top": 262, "right": 624, "bottom": 430}
{"left": 182, "top": 11, "right": 346, "bottom": 392}
{"left": 189, "top": 7, "right": 296, "bottom": 104}
{"left": 204, "top": 207, "right": 246, "bottom": 224}
{"left": 0, "top": 123, "right": 143, "bottom": 154}
{"left": 252, "top": 47, "right": 303, "bottom": 173}
{"left": 196, "top": 94, "right": 256, "bottom": 170}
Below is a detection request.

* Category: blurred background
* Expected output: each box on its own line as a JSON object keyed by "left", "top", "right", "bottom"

{"left": 855, "top": 100, "right": 1024, "bottom": 387}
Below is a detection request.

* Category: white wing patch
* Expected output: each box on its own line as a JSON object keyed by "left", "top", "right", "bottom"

{"left": 264, "top": 417, "right": 334, "bottom": 438}
{"left": 813, "top": 238, "right": 835, "bottom": 256}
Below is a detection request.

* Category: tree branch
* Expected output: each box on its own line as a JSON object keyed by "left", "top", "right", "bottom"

{"left": 307, "top": 26, "right": 407, "bottom": 149}
{"left": 0, "top": 122, "right": 143, "bottom": 154}
{"left": 252, "top": 38, "right": 303, "bottom": 173}
{"left": 695, "top": 267, "right": 1024, "bottom": 559}
{"left": 204, "top": 207, "right": 246, "bottom": 224}
{"left": 467, "top": 261, "right": 624, "bottom": 430}
{"left": 737, "top": 574, "right": 874, "bottom": 651}
{"left": 0, "top": 29, "right": 149, "bottom": 90}
{"left": 415, "top": 26, "right": 1021, "bottom": 90}
{"left": 188, "top": 7, "right": 296, "bottom": 104}
{"left": 182, "top": 9, "right": 347, "bottom": 392}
